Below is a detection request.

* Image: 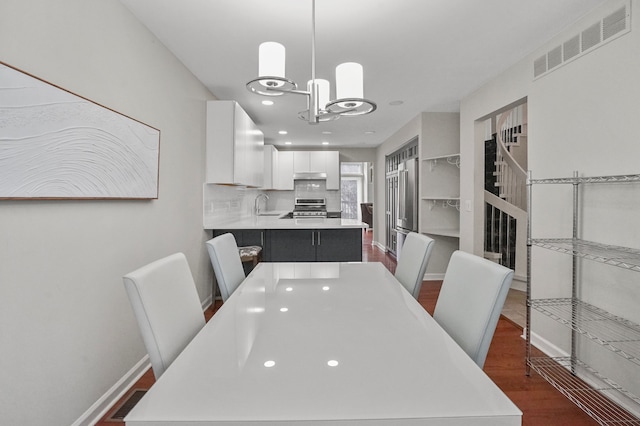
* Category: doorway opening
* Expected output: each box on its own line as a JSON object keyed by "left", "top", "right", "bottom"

{"left": 340, "top": 162, "right": 372, "bottom": 220}
{"left": 481, "top": 99, "right": 528, "bottom": 285}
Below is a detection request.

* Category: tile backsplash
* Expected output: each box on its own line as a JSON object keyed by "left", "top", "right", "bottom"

{"left": 203, "top": 184, "right": 260, "bottom": 219}
{"left": 203, "top": 183, "right": 342, "bottom": 224}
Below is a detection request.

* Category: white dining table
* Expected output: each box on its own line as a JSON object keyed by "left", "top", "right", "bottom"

{"left": 125, "top": 262, "right": 522, "bottom": 425}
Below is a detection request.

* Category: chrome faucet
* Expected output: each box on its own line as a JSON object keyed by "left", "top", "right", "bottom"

{"left": 254, "top": 193, "right": 269, "bottom": 215}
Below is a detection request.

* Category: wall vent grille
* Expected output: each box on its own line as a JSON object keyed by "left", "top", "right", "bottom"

{"left": 563, "top": 35, "right": 581, "bottom": 61}
{"left": 534, "top": 56, "right": 547, "bottom": 77}
{"left": 582, "top": 22, "right": 602, "bottom": 51}
{"left": 547, "top": 45, "right": 563, "bottom": 70}
{"left": 533, "top": 1, "right": 630, "bottom": 79}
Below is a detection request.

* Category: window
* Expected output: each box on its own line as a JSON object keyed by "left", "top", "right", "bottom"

{"left": 340, "top": 162, "right": 367, "bottom": 220}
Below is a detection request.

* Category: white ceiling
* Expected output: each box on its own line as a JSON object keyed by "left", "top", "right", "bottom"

{"left": 120, "top": 0, "right": 606, "bottom": 149}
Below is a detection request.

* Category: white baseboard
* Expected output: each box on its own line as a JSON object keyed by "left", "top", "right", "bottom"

{"left": 522, "top": 328, "right": 569, "bottom": 359}
{"left": 371, "top": 240, "right": 386, "bottom": 252}
{"left": 424, "top": 273, "right": 445, "bottom": 281}
{"left": 72, "top": 355, "right": 151, "bottom": 426}
{"left": 511, "top": 275, "right": 526, "bottom": 292}
{"left": 202, "top": 294, "right": 213, "bottom": 310}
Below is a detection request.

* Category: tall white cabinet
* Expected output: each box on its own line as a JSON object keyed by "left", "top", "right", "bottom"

{"left": 206, "top": 101, "right": 264, "bottom": 187}
{"left": 418, "top": 113, "right": 461, "bottom": 276}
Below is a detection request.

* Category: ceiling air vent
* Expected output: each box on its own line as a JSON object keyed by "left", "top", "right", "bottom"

{"left": 533, "top": 0, "right": 630, "bottom": 80}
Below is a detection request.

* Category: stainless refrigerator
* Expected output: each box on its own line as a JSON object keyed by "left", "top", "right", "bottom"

{"left": 396, "top": 158, "right": 418, "bottom": 260}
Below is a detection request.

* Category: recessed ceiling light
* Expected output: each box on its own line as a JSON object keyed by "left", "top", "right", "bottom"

{"left": 364, "top": 130, "right": 376, "bottom": 135}
{"left": 278, "top": 130, "right": 288, "bottom": 135}
{"left": 322, "top": 141, "right": 329, "bottom": 145}
{"left": 389, "top": 100, "right": 404, "bottom": 106}
{"left": 284, "top": 141, "right": 292, "bottom": 145}
{"left": 262, "top": 100, "right": 274, "bottom": 106}
{"left": 321, "top": 131, "right": 332, "bottom": 135}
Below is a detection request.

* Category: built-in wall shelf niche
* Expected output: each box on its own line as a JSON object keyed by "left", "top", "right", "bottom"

{"left": 421, "top": 228, "right": 460, "bottom": 238}
{"left": 417, "top": 112, "right": 461, "bottom": 276}
{"left": 421, "top": 197, "right": 461, "bottom": 210}
{"left": 423, "top": 153, "right": 460, "bottom": 171}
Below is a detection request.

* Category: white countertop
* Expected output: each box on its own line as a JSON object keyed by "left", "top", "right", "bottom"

{"left": 126, "top": 262, "right": 521, "bottom": 425}
{"left": 204, "top": 212, "right": 368, "bottom": 230}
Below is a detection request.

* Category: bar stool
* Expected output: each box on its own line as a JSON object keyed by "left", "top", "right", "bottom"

{"left": 238, "top": 245, "right": 262, "bottom": 268}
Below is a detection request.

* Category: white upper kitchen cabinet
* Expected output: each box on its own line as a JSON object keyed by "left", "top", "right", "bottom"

{"left": 323, "top": 151, "right": 340, "bottom": 190}
{"left": 206, "top": 101, "right": 264, "bottom": 187}
{"left": 276, "top": 151, "right": 294, "bottom": 190}
{"left": 293, "top": 151, "right": 339, "bottom": 190}
{"left": 262, "top": 145, "right": 277, "bottom": 190}
{"left": 293, "top": 151, "right": 311, "bottom": 174}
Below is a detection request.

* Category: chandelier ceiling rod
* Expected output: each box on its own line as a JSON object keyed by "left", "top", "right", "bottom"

{"left": 309, "top": 0, "right": 318, "bottom": 123}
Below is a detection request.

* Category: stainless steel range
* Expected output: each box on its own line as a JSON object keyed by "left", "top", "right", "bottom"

{"left": 293, "top": 198, "right": 327, "bottom": 218}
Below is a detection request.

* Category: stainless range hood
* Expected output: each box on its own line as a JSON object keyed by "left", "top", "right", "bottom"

{"left": 293, "top": 172, "right": 327, "bottom": 180}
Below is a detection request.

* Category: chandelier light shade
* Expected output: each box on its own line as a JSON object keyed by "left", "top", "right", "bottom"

{"left": 309, "top": 79, "right": 330, "bottom": 109}
{"left": 247, "top": 42, "right": 296, "bottom": 96}
{"left": 258, "top": 42, "right": 286, "bottom": 83}
{"left": 325, "top": 61, "right": 375, "bottom": 116}
{"left": 246, "top": 0, "right": 376, "bottom": 123}
{"left": 335, "top": 62, "right": 363, "bottom": 100}
{"left": 298, "top": 78, "right": 339, "bottom": 122}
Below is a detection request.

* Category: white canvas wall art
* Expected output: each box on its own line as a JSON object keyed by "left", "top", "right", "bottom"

{"left": 0, "top": 63, "right": 160, "bottom": 199}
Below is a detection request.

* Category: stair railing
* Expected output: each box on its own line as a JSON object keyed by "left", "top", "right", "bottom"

{"left": 494, "top": 110, "right": 527, "bottom": 211}
{"left": 484, "top": 191, "right": 527, "bottom": 280}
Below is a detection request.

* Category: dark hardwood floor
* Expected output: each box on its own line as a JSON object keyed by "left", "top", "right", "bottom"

{"left": 98, "top": 230, "right": 597, "bottom": 425}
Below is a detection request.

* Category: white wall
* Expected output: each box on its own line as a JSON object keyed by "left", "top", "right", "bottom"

{"left": 0, "top": 1, "right": 215, "bottom": 424}
{"left": 460, "top": 0, "right": 640, "bottom": 409}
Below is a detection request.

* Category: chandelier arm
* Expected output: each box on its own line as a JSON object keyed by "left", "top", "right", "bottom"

{"left": 267, "top": 87, "right": 310, "bottom": 96}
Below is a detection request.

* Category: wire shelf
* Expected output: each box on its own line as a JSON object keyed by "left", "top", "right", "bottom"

{"left": 528, "top": 357, "right": 640, "bottom": 425}
{"left": 529, "top": 174, "right": 640, "bottom": 185}
{"left": 531, "top": 298, "right": 640, "bottom": 366}
{"left": 527, "top": 170, "right": 640, "bottom": 425}
{"left": 531, "top": 238, "right": 640, "bottom": 272}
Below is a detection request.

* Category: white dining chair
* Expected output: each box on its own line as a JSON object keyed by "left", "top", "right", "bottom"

{"left": 205, "top": 233, "right": 246, "bottom": 302}
{"left": 394, "top": 232, "right": 435, "bottom": 299}
{"left": 433, "top": 250, "right": 514, "bottom": 368}
{"left": 123, "top": 253, "right": 205, "bottom": 379}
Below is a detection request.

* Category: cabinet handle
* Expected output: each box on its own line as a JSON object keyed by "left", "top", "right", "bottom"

{"left": 261, "top": 231, "right": 264, "bottom": 247}
{"left": 311, "top": 231, "right": 315, "bottom": 246}
{"left": 317, "top": 231, "right": 321, "bottom": 245}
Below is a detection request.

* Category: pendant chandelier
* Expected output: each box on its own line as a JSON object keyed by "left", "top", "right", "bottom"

{"left": 246, "top": 0, "right": 376, "bottom": 124}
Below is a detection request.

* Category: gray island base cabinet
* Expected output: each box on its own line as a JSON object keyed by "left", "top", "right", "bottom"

{"left": 268, "top": 228, "right": 362, "bottom": 262}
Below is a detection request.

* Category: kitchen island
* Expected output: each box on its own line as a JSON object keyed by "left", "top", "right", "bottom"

{"left": 205, "top": 214, "right": 367, "bottom": 262}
